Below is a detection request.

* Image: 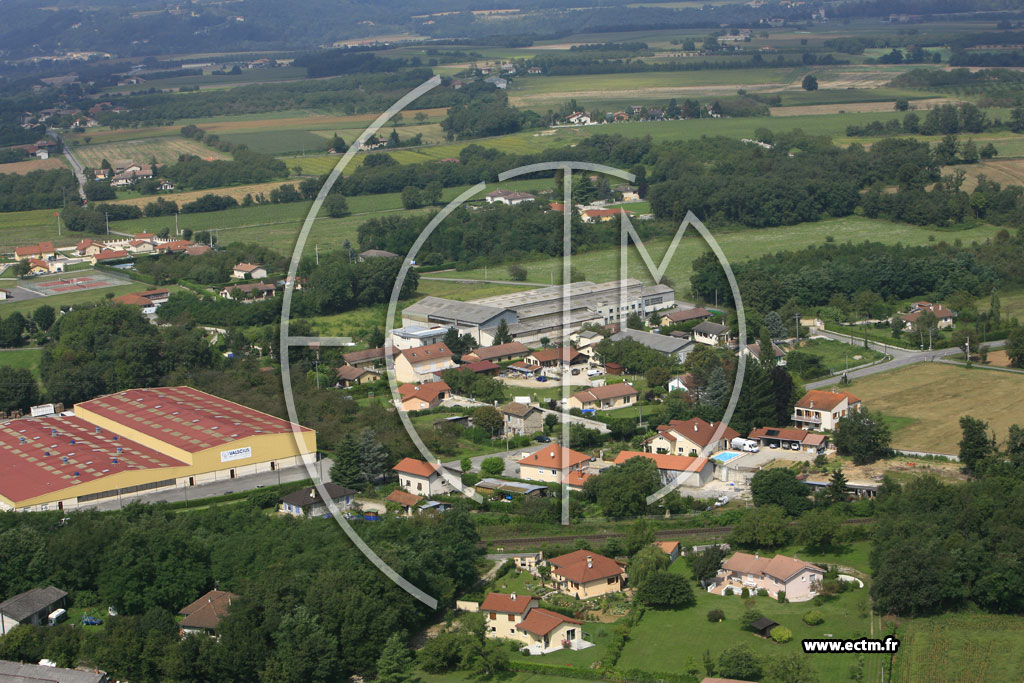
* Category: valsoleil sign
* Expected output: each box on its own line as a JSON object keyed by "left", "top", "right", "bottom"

{"left": 220, "top": 446, "right": 252, "bottom": 463}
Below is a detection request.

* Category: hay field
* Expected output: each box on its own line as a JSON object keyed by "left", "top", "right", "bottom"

{"left": 73, "top": 137, "right": 230, "bottom": 167}
{"left": 0, "top": 157, "right": 68, "bottom": 174}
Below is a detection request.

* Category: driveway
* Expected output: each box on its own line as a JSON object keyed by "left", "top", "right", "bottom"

{"left": 469, "top": 444, "right": 547, "bottom": 477}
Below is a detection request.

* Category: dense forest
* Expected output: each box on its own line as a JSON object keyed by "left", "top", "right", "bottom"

{"left": 0, "top": 168, "right": 78, "bottom": 212}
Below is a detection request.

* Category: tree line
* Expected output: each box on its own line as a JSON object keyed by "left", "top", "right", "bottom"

{"left": 0, "top": 168, "right": 78, "bottom": 212}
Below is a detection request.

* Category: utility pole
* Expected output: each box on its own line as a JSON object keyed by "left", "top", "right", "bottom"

{"left": 966, "top": 335, "right": 970, "bottom": 362}
{"left": 105, "top": 212, "right": 109, "bottom": 234}
{"left": 175, "top": 211, "right": 179, "bottom": 236}
{"left": 56, "top": 212, "right": 61, "bottom": 237}
{"left": 315, "top": 243, "right": 319, "bottom": 266}
{"left": 794, "top": 314, "right": 801, "bottom": 343}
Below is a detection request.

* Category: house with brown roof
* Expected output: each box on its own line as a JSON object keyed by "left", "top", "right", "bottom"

{"left": 547, "top": 550, "right": 626, "bottom": 599}
{"left": 644, "top": 417, "right": 739, "bottom": 457}
{"left": 653, "top": 541, "right": 681, "bottom": 563}
{"left": 792, "top": 390, "right": 861, "bottom": 431}
{"left": 482, "top": 592, "right": 538, "bottom": 640}
{"left": 342, "top": 346, "right": 394, "bottom": 368}
{"left": 461, "top": 341, "right": 529, "bottom": 364}
{"left": 90, "top": 249, "right": 129, "bottom": 265}
{"left": 220, "top": 282, "right": 277, "bottom": 301}
{"left": 394, "top": 342, "right": 456, "bottom": 383}
{"left": 568, "top": 383, "right": 638, "bottom": 411}
{"left": 13, "top": 241, "right": 55, "bottom": 261}
{"left": 178, "top": 589, "right": 239, "bottom": 636}
{"left": 232, "top": 263, "right": 267, "bottom": 279}
{"left": 660, "top": 307, "right": 712, "bottom": 326}
{"left": 901, "top": 301, "right": 955, "bottom": 330}
{"left": 27, "top": 257, "right": 64, "bottom": 274}
{"left": 112, "top": 293, "right": 160, "bottom": 314}
{"left": 386, "top": 489, "right": 423, "bottom": 516}
{"left": 500, "top": 401, "right": 545, "bottom": 436}
{"left": 518, "top": 444, "right": 590, "bottom": 484}
{"left": 392, "top": 457, "right": 460, "bottom": 496}
{"left": 740, "top": 341, "right": 786, "bottom": 365}
{"left": 524, "top": 346, "right": 583, "bottom": 369}
{"left": 457, "top": 359, "right": 500, "bottom": 376}
{"left": 479, "top": 592, "right": 587, "bottom": 654}
{"left": 75, "top": 238, "right": 107, "bottom": 256}
{"left": 336, "top": 365, "right": 380, "bottom": 387}
{"left": 563, "top": 469, "right": 594, "bottom": 492}
{"left": 614, "top": 451, "right": 713, "bottom": 488}
{"left": 713, "top": 552, "right": 825, "bottom": 601}
{"left": 396, "top": 381, "right": 450, "bottom": 411}
{"left": 580, "top": 208, "right": 622, "bottom": 223}
{"left": 127, "top": 238, "right": 156, "bottom": 254}
{"left": 155, "top": 240, "right": 197, "bottom": 254}
{"left": 279, "top": 483, "right": 357, "bottom": 517}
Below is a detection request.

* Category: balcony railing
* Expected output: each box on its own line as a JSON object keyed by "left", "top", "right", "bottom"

{"left": 792, "top": 412, "right": 822, "bottom": 424}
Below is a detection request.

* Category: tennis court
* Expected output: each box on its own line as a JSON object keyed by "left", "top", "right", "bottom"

{"left": 17, "top": 270, "right": 131, "bottom": 297}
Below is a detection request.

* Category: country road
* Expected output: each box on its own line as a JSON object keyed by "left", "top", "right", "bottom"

{"left": 804, "top": 329, "right": 1006, "bottom": 389}
{"left": 51, "top": 131, "right": 87, "bottom": 203}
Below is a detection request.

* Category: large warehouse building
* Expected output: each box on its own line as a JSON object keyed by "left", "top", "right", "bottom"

{"left": 0, "top": 386, "right": 317, "bottom": 512}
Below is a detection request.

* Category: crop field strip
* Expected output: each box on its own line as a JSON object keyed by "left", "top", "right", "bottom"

{"left": 72, "top": 137, "right": 231, "bottom": 167}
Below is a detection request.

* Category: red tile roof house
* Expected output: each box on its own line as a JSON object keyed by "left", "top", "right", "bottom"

{"left": 563, "top": 469, "right": 594, "bottom": 492}
{"left": 653, "top": 540, "right": 681, "bottom": 563}
{"left": 546, "top": 550, "right": 626, "bottom": 599}
{"left": 644, "top": 417, "right": 739, "bottom": 457}
{"left": 90, "top": 249, "right": 130, "bottom": 265}
{"left": 479, "top": 592, "right": 589, "bottom": 654}
{"left": 392, "top": 457, "right": 461, "bottom": 496}
{"left": 615, "top": 451, "right": 713, "bottom": 488}
{"left": 385, "top": 489, "right": 423, "bottom": 516}
{"left": 901, "top": 301, "right": 955, "bottom": 330}
{"left": 518, "top": 444, "right": 590, "bottom": 484}
{"left": 393, "top": 342, "right": 457, "bottom": 383}
{"left": 461, "top": 341, "right": 529, "bottom": 363}
{"left": 112, "top": 292, "right": 160, "bottom": 314}
{"left": 396, "top": 381, "right": 450, "bottom": 411}
{"left": 710, "top": 552, "right": 825, "bottom": 601}
{"left": 524, "top": 346, "right": 584, "bottom": 368}
{"left": 792, "top": 390, "right": 861, "bottom": 431}
{"left": 75, "top": 238, "right": 107, "bottom": 256}
{"left": 178, "top": 589, "right": 239, "bottom": 636}
{"left": 232, "top": 263, "right": 268, "bottom": 279}
{"left": 13, "top": 241, "right": 55, "bottom": 261}
{"left": 342, "top": 346, "right": 396, "bottom": 369}
{"left": 568, "top": 383, "right": 638, "bottom": 411}
{"left": 740, "top": 341, "right": 787, "bottom": 366}
{"left": 335, "top": 365, "right": 380, "bottom": 387}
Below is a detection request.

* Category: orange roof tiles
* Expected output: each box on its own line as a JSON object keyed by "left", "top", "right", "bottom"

{"left": 516, "top": 607, "right": 582, "bottom": 636}
{"left": 547, "top": 550, "right": 624, "bottom": 583}
{"left": 795, "top": 390, "right": 860, "bottom": 412}
{"left": 519, "top": 444, "right": 590, "bottom": 470}
{"left": 392, "top": 457, "right": 440, "bottom": 478}
{"left": 614, "top": 450, "right": 710, "bottom": 473}
{"left": 481, "top": 592, "right": 535, "bottom": 614}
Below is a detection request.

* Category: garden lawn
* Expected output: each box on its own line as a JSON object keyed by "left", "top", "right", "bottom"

{"left": 0, "top": 348, "right": 43, "bottom": 380}
{"left": 792, "top": 338, "right": 884, "bottom": 379}
{"left": 617, "top": 555, "right": 876, "bottom": 681}
{"left": 846, "top": 363, "right": 1024, "bottom": 453}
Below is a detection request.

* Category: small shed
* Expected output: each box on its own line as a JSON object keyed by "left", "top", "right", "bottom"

{"left": 750, "top": 616, "right": 780, "bottom": 638}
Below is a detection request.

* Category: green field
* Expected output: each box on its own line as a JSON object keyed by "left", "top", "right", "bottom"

{"left": 890, "top": 612, "right": 1024, "bottom": 683}
{"left": 615, "top": 548, "right": 877, "bottom": 681}
{"left": 792, "top": 338, "right": 885, "bottom": 379}
{"left": 444, "top": 216, "right": 1007, "bottom": 300}
{"left": 73, "top": 136, "right": 230, "bottom": 167}
{"left": 0, "top": 348, "right": 43, "bottom": 380}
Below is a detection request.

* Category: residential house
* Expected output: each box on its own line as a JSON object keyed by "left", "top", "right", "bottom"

{"left": 397, "top": 381, "right": 450, "bottom": 411}
{"left": 13, "top": 241, "right": 55, "bottom": 261}
{"left": 580, "top": 208, "right": 621, "bottom": 223}
{"left": 279, "top": 483, "right": 357, "bottom": 517}
{"left": 90, "top": 250, "right": 129, "bottom": 265}
{"left": 901, "top": 301, "right": 955, "bottom": 330}
{"left": 485, "top": 189, "right": 536, "bottom": 205}
{"left": 512, "top": 551, "right": 543, "bottom": 571}
{"left": 566, "top": 112, "right": 591, "bottom": 125}
{"left": 528, "top": 66, "right": 543, "bottom": 74}
{"left": 571, "top": 329, "right": 604, "bottom": 361}
{"left": 112, "top": 292, "right": 161, "bottom": 314}
{"left": 343, "top": 346, "right": 393, "bottom": 369}
{"left": 644, "top": 417, "right": 739, "bottom": 456}
{"left": 613, "top": 184, "right": 640, "bottom": 201}
{"left": 110, "top": 164, "right": 153, "bottom": 187}
{"left": 27, "top": 258, "right": 63, "bottom": 274}
{"left": 614, "top": 451, "right": 713, "bottom": 488}
{"left": 547, "top": 550, "right": 626, "bottom": 599}
{"left": 220, "top": 282, "right": 277, "bottom": 301}
{"left": 524, "top": 346, "right": 583, "bottom": 369}
{"left": 692, "top": 321, "right": 730, "bottom": 346}
{"left": 484, "top": 75, "right": 508, "bottom": 89}
{"left": 336, "top": 365, "right": 380, "bottom": 387}
{"left": 715, "top": 552, "right": 825, "bottom": 601}
{"left": 660, "top": 307, "right": 712, "bottom": 326}
{"left": 518, "top": 444, "right": 590, "bottom": 483}
{"left": 185, "top": 244, "right": 211, "bottom": 257}
{"left": 74, "top": 238, "right": 107, "bottom": 256}
{"left": 461, "top": 341, "right": 529, "bottom": 364}
{"left": 516, "top": 607, "right": 586, "bottom": 653}
{"left": 177, "top": 589, "right": 239, "bottom": 636}
{"left": 357, "top": 249, "right": 400, "bottom": 261}
{"left": 394, "top": 342, "right": 456, "bottom": 383}
{"left": 232, "top": 263, "right": 267, "bottom": 279}
{"left": 653, "top": 541, "right": 681, "bottom": 563}
{"left": 155, "top": 240, "right": 196, "bottom": 254}
{"left": 748, "top": 427, "right": 828, "bottom": 453}
{"left": 568, "top": 383, "right": 638, "bottom": 411}
{"left": 391, "top": 325, "right": 450, "bottom": 350}
{"left": 127, "top": 239, "right": 156, "bottom": 254}
{"left": 741, "top": 341, "right": 786, "bottom": 365}
{"left": 0, "top": 662, "right": 107, "bottom": 683}
{"left": 392, "top": 457, "right": 460, "bottom": 496}
{"left": 386, "top": 489, "right": 423, "bottom": 516}
{"left": 667, "top": 373, "right": 695, "bottom": 393}
{"left": 609, "top": 329, "right": 694, "bottom": 363}
{"left": 563, "top": 469, "right": 594, "bottom": 492}
{"left": 0, "top": 586, "right": 67, "bottom": 635}
{"left": 791, "top": 390, "right": 861, "bottom": 431}
{"left": 482, "top": 592, "right": 539, "bottom": 640}
{"left": 500, "top": 401, "right": 545, "bottom": 436}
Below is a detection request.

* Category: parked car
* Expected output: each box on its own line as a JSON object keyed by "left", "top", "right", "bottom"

{"left": 81, "top": 616, "right": 103, "bottom": 626}
{"left": 790, "top": 442, "right": 800, "bottom": 450}
{"left": 586, "top": 369, "right": 602, "bottom": 377}
{"left": 571, "top": 368, "right": 580, "bottom": 375}
{"left": 534, "top": 435, "right": 551, "bottom": 443}
{"left": 536, "top": 376, "right": 547, "bottom": 382}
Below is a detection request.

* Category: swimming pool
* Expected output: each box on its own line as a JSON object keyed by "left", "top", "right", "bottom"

{"left": 712, "top": 451, "right": 743, "bottom": 464}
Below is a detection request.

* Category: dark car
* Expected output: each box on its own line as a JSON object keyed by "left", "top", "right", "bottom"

{"left": 82, "top": 616, "right": 103, "bottom": 626}
{"left": 534, "top": 435, "right": 551, "bottom": 443}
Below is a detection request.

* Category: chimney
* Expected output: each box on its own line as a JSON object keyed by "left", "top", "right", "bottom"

{"left": 755, "top": 554, "right": 759, "bottom": 559}
{"left": 809, "top": 400, "right": 814, "bottom": 409}
{"left": 693, "top": 422, "right": 698, "bottom": 432}
{"left": 587, "top": 555, "right": 593, "bottom": 568}
{"left": 309, "top": 488, "right": 316, "bottom": 498}
{"left": 511, "top": 592, "right": 517, "bottom": 601}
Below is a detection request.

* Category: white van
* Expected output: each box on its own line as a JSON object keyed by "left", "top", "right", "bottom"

{"left": 47, "top": 608, "right": 67, "bottom": 626}
{"left": 730, "top": 437, "right": 760, "bottom": 453}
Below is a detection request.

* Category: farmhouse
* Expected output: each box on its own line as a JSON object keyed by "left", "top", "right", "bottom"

{"left": 568, "top": 383, "right": 638, "bottom": 411}
{"left": 279, "top": 483, "right": 356, "bottom": 517}
{"left": 0, "top": 586, "right": 67, "bottom": 635}
{"left": 714, "top": 552, "right": 825, "bottom": 601}
{"left": 500, "top": 401, "right": 545, "bottom": 436}
{"left": 392, "top": 457, "right": 460, "bottom": 496}
{"left": 485, "top": 189, "right": 536, "bottom": 205}
{"left": 644, "top": 417, "right": 739, "bottom": 457}
{"left": 518, "top": 444, "right": 590, "bottom": 483}
{"left": 614, "top": 451, "right": 713, "bottom": 488}
{"left": 0, "top": 386, "right": 317, "bottom": 512}
{"left": 393, "top": 343, "right": 457, "bottom": 383}
{"left": 792, "top": 390, "right": 861, "bottom": 431}
{"left": 547, "top": 550, "right": 626, "bottom": 599}
{"left": 178, "top": 589, "right": 239, "bottom": 636}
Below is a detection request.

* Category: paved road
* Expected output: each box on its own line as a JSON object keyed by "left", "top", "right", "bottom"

{"left": 469, "top": 443, "right": 546, "bottom": 477}
{"left": 83, "top": 465, "right": 321, "bottom": 511}
{"left": 51, "top": 131, "right": 87, "bottom": 203}
{"left": 804, "top": 329, "right": 1005, "bottom": 389}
